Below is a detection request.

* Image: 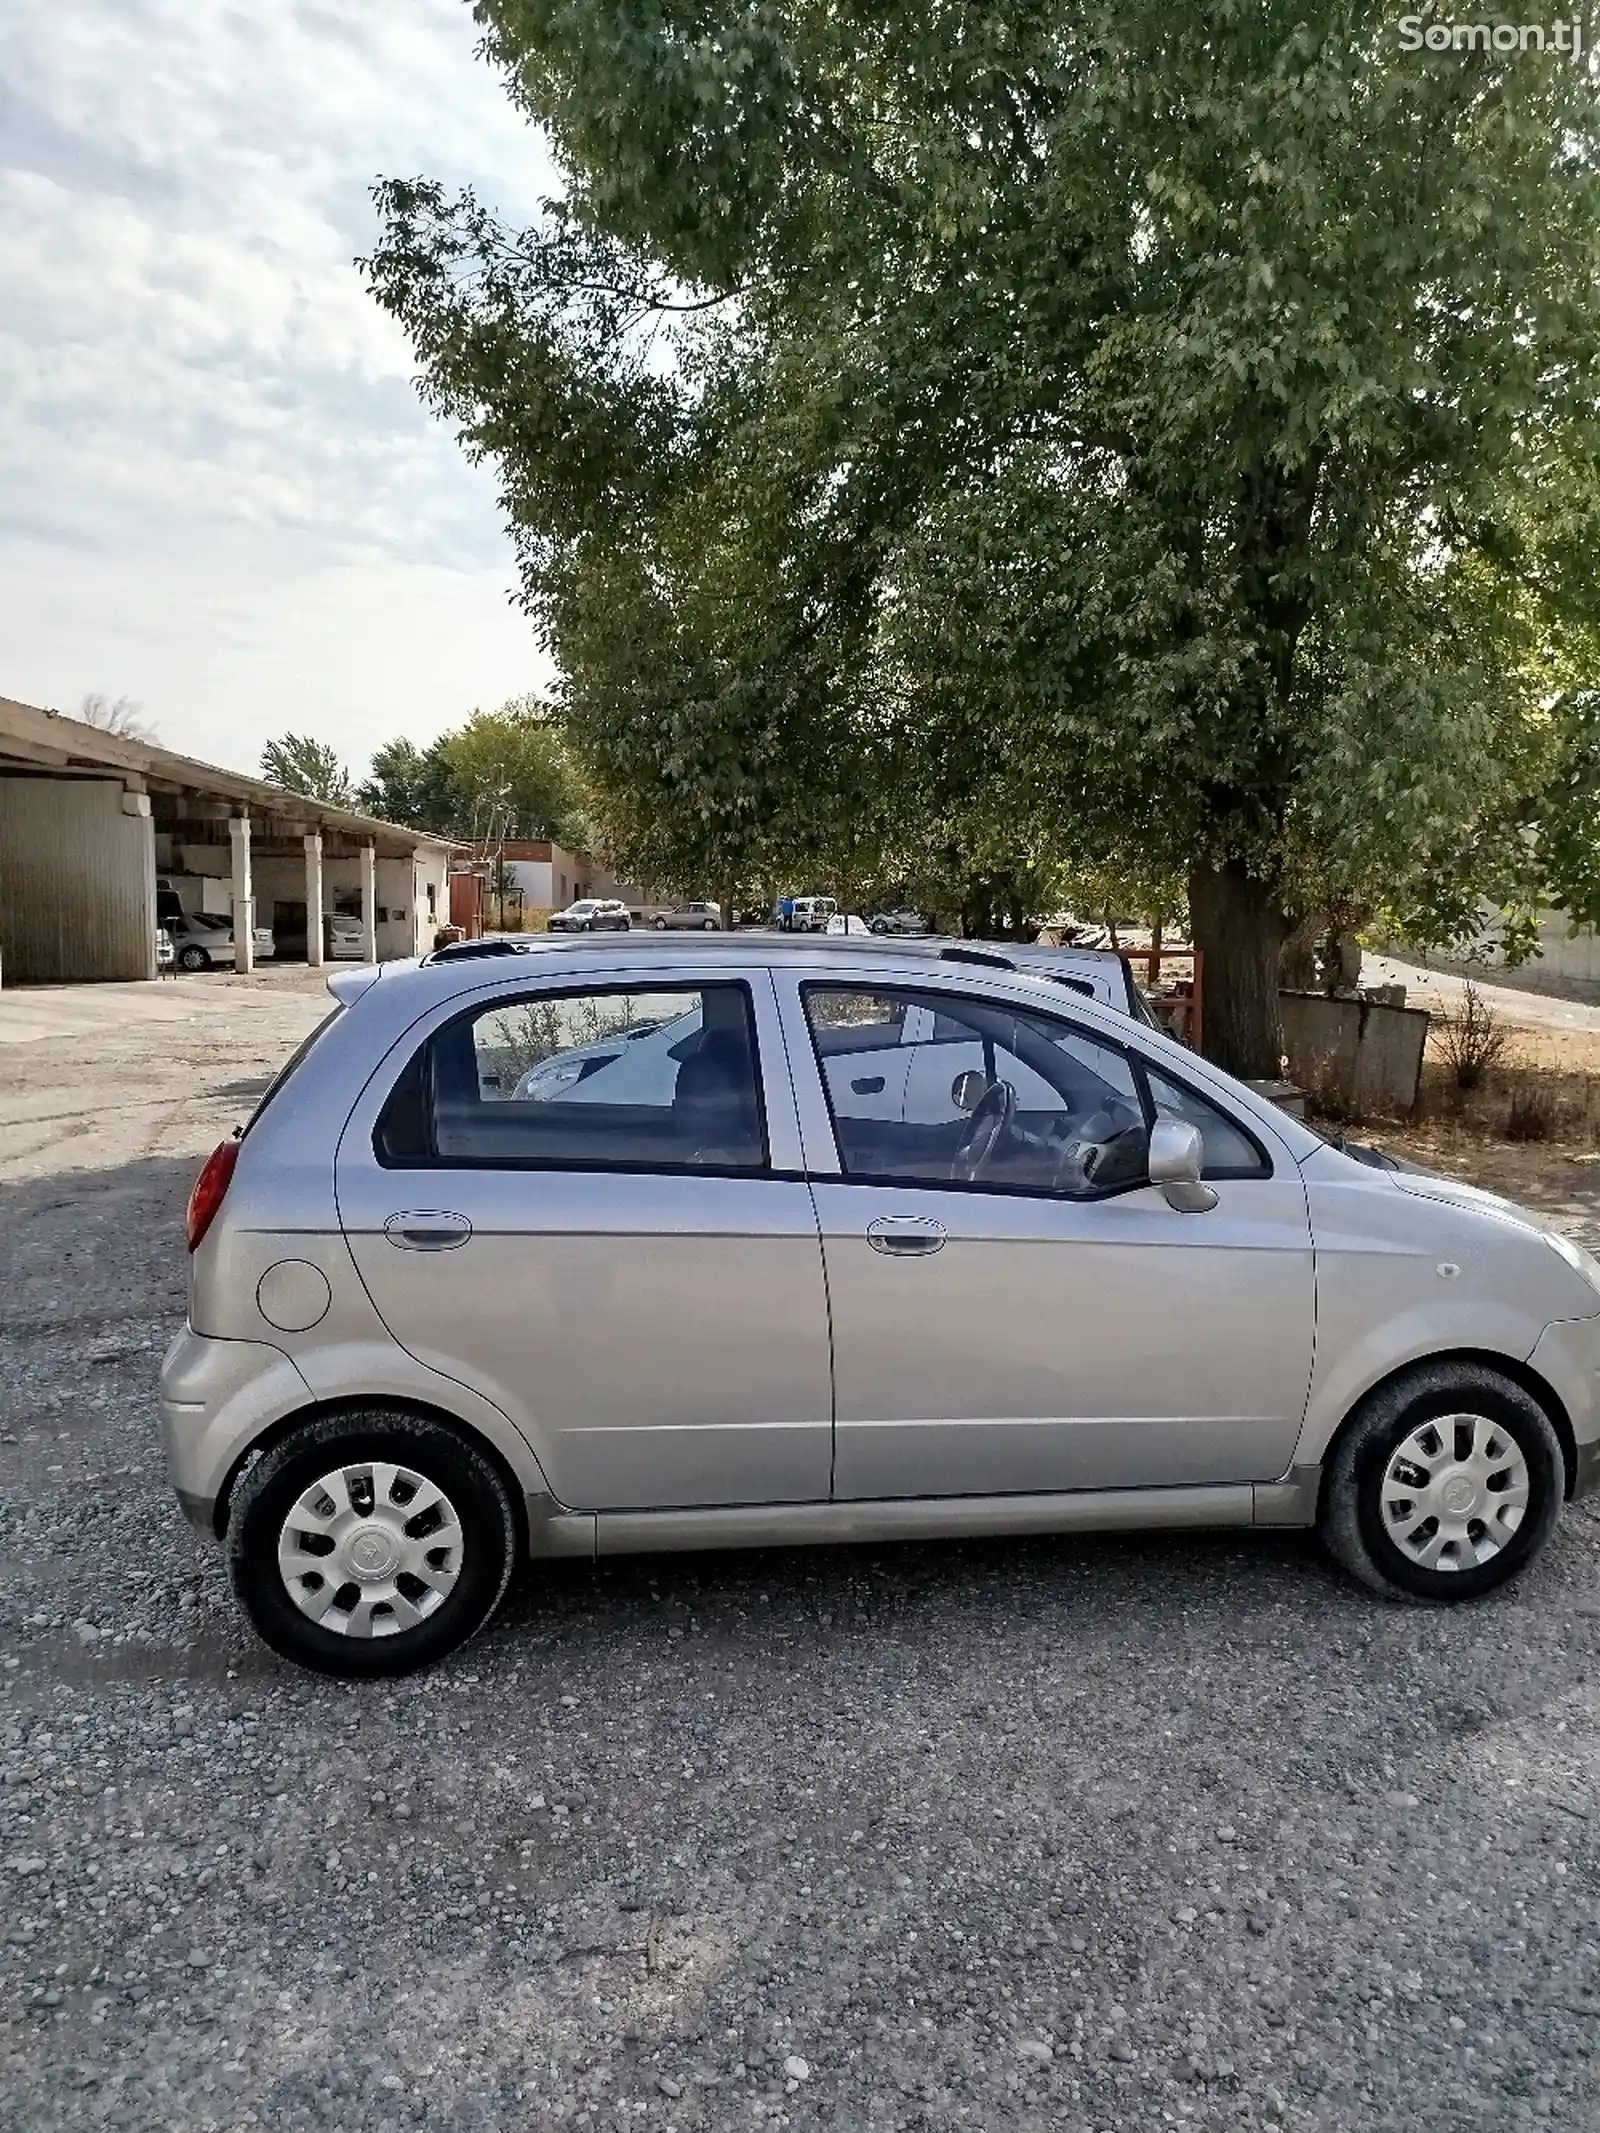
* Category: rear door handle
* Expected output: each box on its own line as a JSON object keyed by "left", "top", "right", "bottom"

{"left": 851, "top": 1075, "right": 886, "bottom": 1095}
{"left": 866, "top": 1215, "right": 947, "bottom": 1257}
{"left": 384, "top": 1210, "right": 472, "bottom": 1251}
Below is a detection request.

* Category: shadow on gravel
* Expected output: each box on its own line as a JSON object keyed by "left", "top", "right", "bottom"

{"left": 0, "top": 1154, "right": 200, "bottom": 1334}
{"left": 491, "top": 1520, "right": 1339, "bottom": 1650}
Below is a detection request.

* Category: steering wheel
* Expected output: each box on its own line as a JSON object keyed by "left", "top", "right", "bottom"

{"left": 1051, "top": 1094, "right": 1147, "bottom": 1193}
{"left": 952, "top": 1078, "right": 1017, "bottom": 1183}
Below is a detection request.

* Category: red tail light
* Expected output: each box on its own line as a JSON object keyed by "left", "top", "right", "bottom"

{"left": 186, "top": 1138, "right": 239, "bottom": 1253}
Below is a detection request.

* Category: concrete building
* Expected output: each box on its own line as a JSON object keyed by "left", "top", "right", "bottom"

{"left": 497, "top": 840, "right": 646, "bottom": 916}
{"left": 0, "top": 695, "right": 453, "bottom": 983}
{"left": 498, "top": 839, "right": 593, "bottom": 913}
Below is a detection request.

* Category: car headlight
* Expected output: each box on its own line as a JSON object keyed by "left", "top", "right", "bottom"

{"left": 1543, "top": 1227, "right": 1600, "bottom": 1296}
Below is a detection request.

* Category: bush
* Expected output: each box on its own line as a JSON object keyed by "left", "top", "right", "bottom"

{"left": 1430, "top": 980, "right": 1510, "bottom": 1091}
{"left": 1504, "top": 1077, "right": 1560, "bottom": 1143}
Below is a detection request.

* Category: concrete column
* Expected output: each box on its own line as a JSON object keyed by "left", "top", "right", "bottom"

{"left": 229, "top": 813, "right": 254, "bottom": 975}
{"left": 303, "top": 833, "right": 324, "bottom": 968}
{"left": 360, "top": 841, "right": 377, "bottom": 963}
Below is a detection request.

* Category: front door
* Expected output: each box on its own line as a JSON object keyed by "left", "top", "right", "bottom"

{"left": 336, "top": 972, "right": 833, "bottom": 1510}
{"left": 790, "top": 978, "right": 1315, "bottom": 1499}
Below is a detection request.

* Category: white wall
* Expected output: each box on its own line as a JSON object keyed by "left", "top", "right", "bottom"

{"left": 505, "top": 857, "right": 555, "bottom": 906}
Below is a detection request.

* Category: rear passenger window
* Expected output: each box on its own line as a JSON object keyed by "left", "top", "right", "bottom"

{"left": 381, "top": 984, "right": 768, "bottom": 1172}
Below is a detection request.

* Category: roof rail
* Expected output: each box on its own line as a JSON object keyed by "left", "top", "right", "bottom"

{"left": 425, "top": 937, "right": 531, "bottom": 965}
{"left": 938, "top": 945, "right": 1015, "bottom": 971}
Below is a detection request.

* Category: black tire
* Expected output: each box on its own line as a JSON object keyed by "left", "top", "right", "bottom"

{"left": 1320, "top": 1361, "right": 1563, "bottom": 1602}
{"left": 702, "top": 917, "right": 718, "bottom": 930}
{"left": 871, "top": 919, "right": 889, "bottom": 934}
{"left": 654, "top": 916, "right": 668, "bottom": 929}
{"left": 227, "top": 1409, "right": 517, "bottom": 1678}
{"left": 178, "top": 944, "right": 208, "bottom": 972}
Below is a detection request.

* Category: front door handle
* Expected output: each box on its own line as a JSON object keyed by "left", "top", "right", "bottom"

{"left": 866, "top": 1215, "right": 947, "bottom": 1257}
{"left": 384, "top": 1210, "right": 473, "bottom": 1251}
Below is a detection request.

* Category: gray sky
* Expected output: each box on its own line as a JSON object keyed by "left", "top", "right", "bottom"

{"left": 0, "top": 0, "right": 558, "bottom": 778}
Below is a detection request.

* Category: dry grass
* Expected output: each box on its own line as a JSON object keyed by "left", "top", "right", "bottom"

{"left": 1348, "top": 1023, "right": 1600, "bottom": 1199}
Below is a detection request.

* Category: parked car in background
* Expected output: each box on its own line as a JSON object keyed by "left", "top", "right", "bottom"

{"left": 166, "top": 909, "right": 275, "bottom": 972}
{"left": 166, "top": 930, "right": 1600, "bottom": 1675}
{"left": 869, "top": 907, "right": 929, "bottom": 935}
{"left": 326, "top": 914, "right": 366, "bottom": 961}
{"left": 653, "top": 900, "right": 723, "bottom": 931}
{"left": 548, "top": 898, "right": 632, "bottom": 933}
{"left": 824, "top": 913, "right": 872, "bottom": 935}
{"left": 781, "top": 895, "right": 836, "bottom": 932}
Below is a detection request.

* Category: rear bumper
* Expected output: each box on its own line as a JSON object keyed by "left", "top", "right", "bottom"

{"left": 160, "top": 1326, "right": 314, "bottom": 1540}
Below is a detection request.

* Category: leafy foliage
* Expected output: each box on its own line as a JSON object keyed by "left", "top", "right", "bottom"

{"left": 353, "top": 699, "right": 589, "bottom": 848}
{"left": 367, "top": 3, "right": 1600, "bottom": 1070}
{"left": 260, "top": 734, "right": 353, "bottom": 807}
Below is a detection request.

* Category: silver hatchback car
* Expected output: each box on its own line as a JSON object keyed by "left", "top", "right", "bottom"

{"left": 163, "top": 936, "right": 1600, "bottom": 1675}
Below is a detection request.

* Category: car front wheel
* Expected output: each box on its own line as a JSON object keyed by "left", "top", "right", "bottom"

{"left": 702, "top": 917, "right": 718, "bottom": 930}
{"left": 1320, "top": 1361, "right": 1563, "bottom": 1601}
{"left": 177, "top": 944, "right": 209, "bottom": 971}
{"left": 228, "top": 1409, "right": 516, "bottom": 1677}
{"left": 654, "top": 916, "right": 668, "bottom": 929}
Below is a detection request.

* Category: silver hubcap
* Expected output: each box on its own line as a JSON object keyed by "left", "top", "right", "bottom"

{"left": 277, "top": 1462, "right": 463, "bottom": 1638}
{"left": 1380, "top": 1412, "right": 1530, "bottom": 1571}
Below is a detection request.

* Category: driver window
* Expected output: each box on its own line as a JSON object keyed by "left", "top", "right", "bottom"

{"left": 803, "top": 984, "right": 1148, "bottom": 1198}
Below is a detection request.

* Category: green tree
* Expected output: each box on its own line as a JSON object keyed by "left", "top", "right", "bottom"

{"left": 439, "top": 696, "right": 588, "bottom": 846}
{"left": 260, "top": 734, "right": 353, "bottom": 807}
{"left": 368, "top": 3, "right": 1600, "bottom": 1073}
{"left": 355, "top": 737, "right": 457, "bottom": 833}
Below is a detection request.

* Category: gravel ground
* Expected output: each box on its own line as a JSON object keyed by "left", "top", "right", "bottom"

{"left": 2, "top": 971, "right": 1599, "bottom": 2133}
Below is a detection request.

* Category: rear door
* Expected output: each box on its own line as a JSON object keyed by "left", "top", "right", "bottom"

{"left": 335, "top": 967, "right": 833, "bottom": 1510}
{"left": 780, "top": 973, "right": 1315, "bottom": 1499}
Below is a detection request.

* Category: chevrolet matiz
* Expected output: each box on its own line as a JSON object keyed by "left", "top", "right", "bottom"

{"left": 162, "top": 935, "right": 1600, "bottom": 1676}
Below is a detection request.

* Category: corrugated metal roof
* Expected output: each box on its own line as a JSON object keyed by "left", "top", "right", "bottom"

{"left": 0, "top": 694, "right": 458, "bottom": 856}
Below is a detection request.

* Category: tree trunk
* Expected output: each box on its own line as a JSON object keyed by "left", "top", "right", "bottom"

{"left": 1188, "top": 861, "right": 1290, "bottom": 1081}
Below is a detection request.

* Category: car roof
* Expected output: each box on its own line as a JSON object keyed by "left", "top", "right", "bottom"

{"left": 354, "top": 930, "right": 1134, "bottom": 1013}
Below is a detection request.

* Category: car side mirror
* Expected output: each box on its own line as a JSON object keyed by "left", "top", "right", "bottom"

{"left": 1147, "top": 1118, "right": 1218, "bottom": 1213}
{"left": 950, "top": 1068, "right": 988, "bottom": 1114}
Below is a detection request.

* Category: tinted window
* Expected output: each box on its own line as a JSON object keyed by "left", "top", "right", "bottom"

{"left": 402, "top": 984, "right": 766, "bottom": 1172}
{"left": 1144, "top": 1066, "right": 1268, "bottom": 1179}
{"left": 803, "top": 985, "right": 1149, "bottom": 1199}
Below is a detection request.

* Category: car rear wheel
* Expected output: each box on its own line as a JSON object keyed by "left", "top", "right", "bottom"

{"left": 654, "top": 916, "right": 668, "bottom": 929}
{"left": 702, "top": 917, "right": 718, "bottom": 930}
{"left": 177, "top": 944, "right": 209, "bottom": 971}
{"left": 228, "top": 1409, "right": 516, "bottom": 1677}
{"left": 1320, "top": 1361, "right": 1563, "bottom": 1601}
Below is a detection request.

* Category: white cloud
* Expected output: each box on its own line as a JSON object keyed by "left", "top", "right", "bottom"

{"left": 0, "top": 0, "right": 559, "bottom": 775}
